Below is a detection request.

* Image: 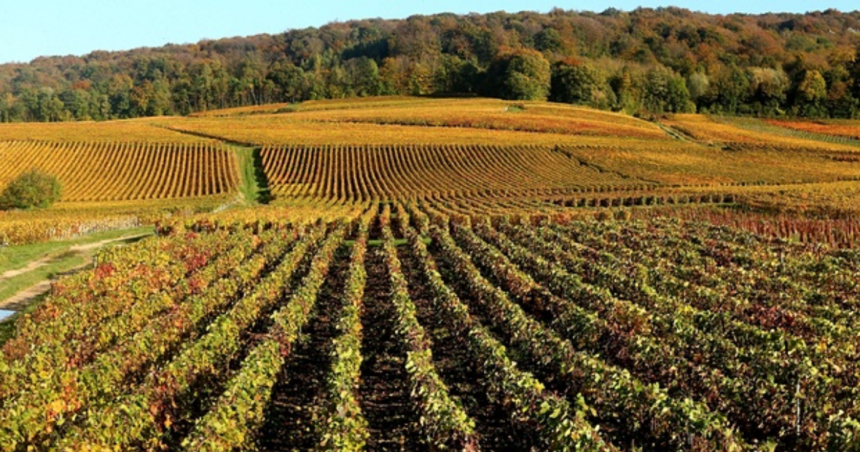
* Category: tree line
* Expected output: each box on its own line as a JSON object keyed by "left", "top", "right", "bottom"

{"left": 1, "top": 7, "right": 859, "bottom": 122}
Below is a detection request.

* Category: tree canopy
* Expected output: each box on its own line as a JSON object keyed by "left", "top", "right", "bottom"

{"left": 0, "top": 8, "right": 859, "bottom": 120}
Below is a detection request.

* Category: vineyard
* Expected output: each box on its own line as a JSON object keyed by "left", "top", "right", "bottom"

{"left": 660, "top": 114, "right": 860, "bottom": 152}
{"left": 0, "top": 141, "right": 238, "bottom": 202}
{"left": 261, "top": 144, "right": 650, "bottom": 200}
{"left": 2, "top": 97, "right": 860, "bottom": 450}
{"left": 0, "top": 136, "right": 241, "bottom": 244}
{"left": 0, "top": 202, "right": 858, "bottom": 451}
{"left": 276, "top": 98, "right": 669, "bottom": 140}
{"left": 0, "top": 197, "right": 233, "bottom": 245}
{"left": 765, "top": 119, "right": 860, "bottom": 142}
{"left": 0, "top": 119, "right": 207, "bottom": 143}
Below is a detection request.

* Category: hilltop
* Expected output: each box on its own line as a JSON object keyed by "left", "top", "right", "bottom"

{"left": 0, "top": 8, "right": 859, "bottom": 123}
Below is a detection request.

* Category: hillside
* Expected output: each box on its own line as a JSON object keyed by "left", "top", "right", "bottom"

{"left": 1, "top": 8, "right": 860, "bottom": 123}
{"left": 3, "top": 97, "right": 860, "bottom": 199}
{"left": 2, "top": 96, "right": 860, "bottom": 246}
{"left": 1, "top": 96, "right": 860, "bottom": 450}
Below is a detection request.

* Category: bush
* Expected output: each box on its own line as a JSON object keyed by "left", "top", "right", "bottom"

{"left": 0, "top": 170, "right": 62, "bottom": 210}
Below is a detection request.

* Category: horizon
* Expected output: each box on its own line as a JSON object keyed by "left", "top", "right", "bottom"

{"left": 2, "top": 0, "right": 859, "bottom": 65}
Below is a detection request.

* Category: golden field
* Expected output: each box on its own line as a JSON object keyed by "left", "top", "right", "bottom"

{"left": 2, "top": 96, "right": 860, "bottom": 243}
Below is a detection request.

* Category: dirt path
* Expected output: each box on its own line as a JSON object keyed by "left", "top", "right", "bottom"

{"left": 257, "top": 246, "right": 347, "bottom": 452}
{"left": 0, "top": 233, "right": 150, "bottom": 311}
{"left": 0, "top": 234, "right": 148, "bottom": 282}
{"left": 0, "top": 281, "right": 55, "bottom": 311}
{"left": 0, "top": 260, "right": 49, "bottom": 282}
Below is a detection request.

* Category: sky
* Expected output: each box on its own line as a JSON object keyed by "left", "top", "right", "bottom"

{"left": 0, "top": 0, "right": 857, "bottom": 64}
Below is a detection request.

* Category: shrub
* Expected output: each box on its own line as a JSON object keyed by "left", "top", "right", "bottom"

{"left": 0, "top": 169, "right": 62, "bottom": 210}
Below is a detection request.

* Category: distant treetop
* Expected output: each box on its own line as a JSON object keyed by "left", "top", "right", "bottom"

{"left": 0, "top": 8, "right": 859, "bottom": 120}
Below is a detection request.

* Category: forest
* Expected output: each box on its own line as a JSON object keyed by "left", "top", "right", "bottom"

{"left": 1, "top": 7, "right": 859, "bottom": 121}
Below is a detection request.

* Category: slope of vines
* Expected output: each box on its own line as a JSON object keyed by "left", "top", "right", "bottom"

{"left": 0, "top": 203, "right": 857, "bottom": 451}
{"left": 261, "top": 144, "right": 652, "bottom": 200}
{"left": 0, "top": 141, "right": 238, "bottom": 202}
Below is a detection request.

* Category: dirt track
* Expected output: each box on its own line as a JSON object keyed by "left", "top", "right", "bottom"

{"left": 0, "top": 233, "right": 149, "bottom": 311}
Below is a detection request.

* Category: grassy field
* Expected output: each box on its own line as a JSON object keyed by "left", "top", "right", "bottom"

{"left": 1, "top": 97, "right": 860, "bottom": 450}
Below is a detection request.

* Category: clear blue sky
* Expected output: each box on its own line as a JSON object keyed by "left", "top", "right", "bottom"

{"left": 1, "top": 0, "right": 856, "bottom": 64}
